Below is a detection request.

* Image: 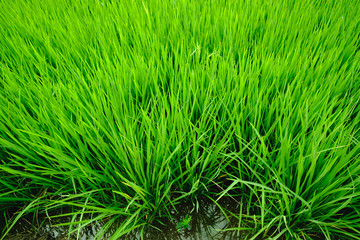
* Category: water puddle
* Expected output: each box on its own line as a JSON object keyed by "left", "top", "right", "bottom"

{"left": 2, "top": 197, "right": 251, "bottom": 240}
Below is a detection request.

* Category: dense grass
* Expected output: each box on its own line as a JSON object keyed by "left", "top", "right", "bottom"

{"left": 1, "top": 0, "right": 360, "bottom": 239}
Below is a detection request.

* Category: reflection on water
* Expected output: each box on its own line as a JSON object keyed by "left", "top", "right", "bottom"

{"left": 127, "top": 197, "right": 250, "bottom": 240}
{"left": 3, "top": 197, "right": 251, "bottom": 240}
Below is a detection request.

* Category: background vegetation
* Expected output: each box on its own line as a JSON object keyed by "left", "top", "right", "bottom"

{"left": 1, "top": 0, "right": 360, "bottom": 239}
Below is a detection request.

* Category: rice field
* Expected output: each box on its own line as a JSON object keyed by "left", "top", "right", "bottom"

{"left": 1, "top": 0, "right": 360, "bottom": 239}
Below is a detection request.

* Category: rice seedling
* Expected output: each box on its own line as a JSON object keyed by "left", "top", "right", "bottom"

{"left": 0, "top": 0, "right": 360, "bottom": 239}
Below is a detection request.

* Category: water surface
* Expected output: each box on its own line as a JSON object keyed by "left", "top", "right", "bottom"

{"left": 3, "top": 197, "right": 251, "bottom": 240}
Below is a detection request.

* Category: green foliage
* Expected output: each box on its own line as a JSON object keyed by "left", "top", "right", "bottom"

{"left": 176, "top": 214, "right": 192, "bottom": 231}
{"left": 0, "top": 0, "right": 360, "bottom": 239}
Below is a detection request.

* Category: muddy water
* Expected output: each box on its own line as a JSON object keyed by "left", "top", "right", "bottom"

{"left": 3, "top": 197, "right": 251, "bottom": 240}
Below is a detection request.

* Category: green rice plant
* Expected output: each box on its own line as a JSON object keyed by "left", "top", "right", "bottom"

{"left": 0, "top": 0, "right": 360, "bottom": 239}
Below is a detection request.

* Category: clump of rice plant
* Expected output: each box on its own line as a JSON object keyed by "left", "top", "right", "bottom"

{"left": 1, "top": 0, "right": 360, "bottom": 239}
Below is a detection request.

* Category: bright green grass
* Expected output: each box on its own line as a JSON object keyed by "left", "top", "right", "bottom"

{"left": 1, "top": 0, "right": 360, "bottom": 239}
